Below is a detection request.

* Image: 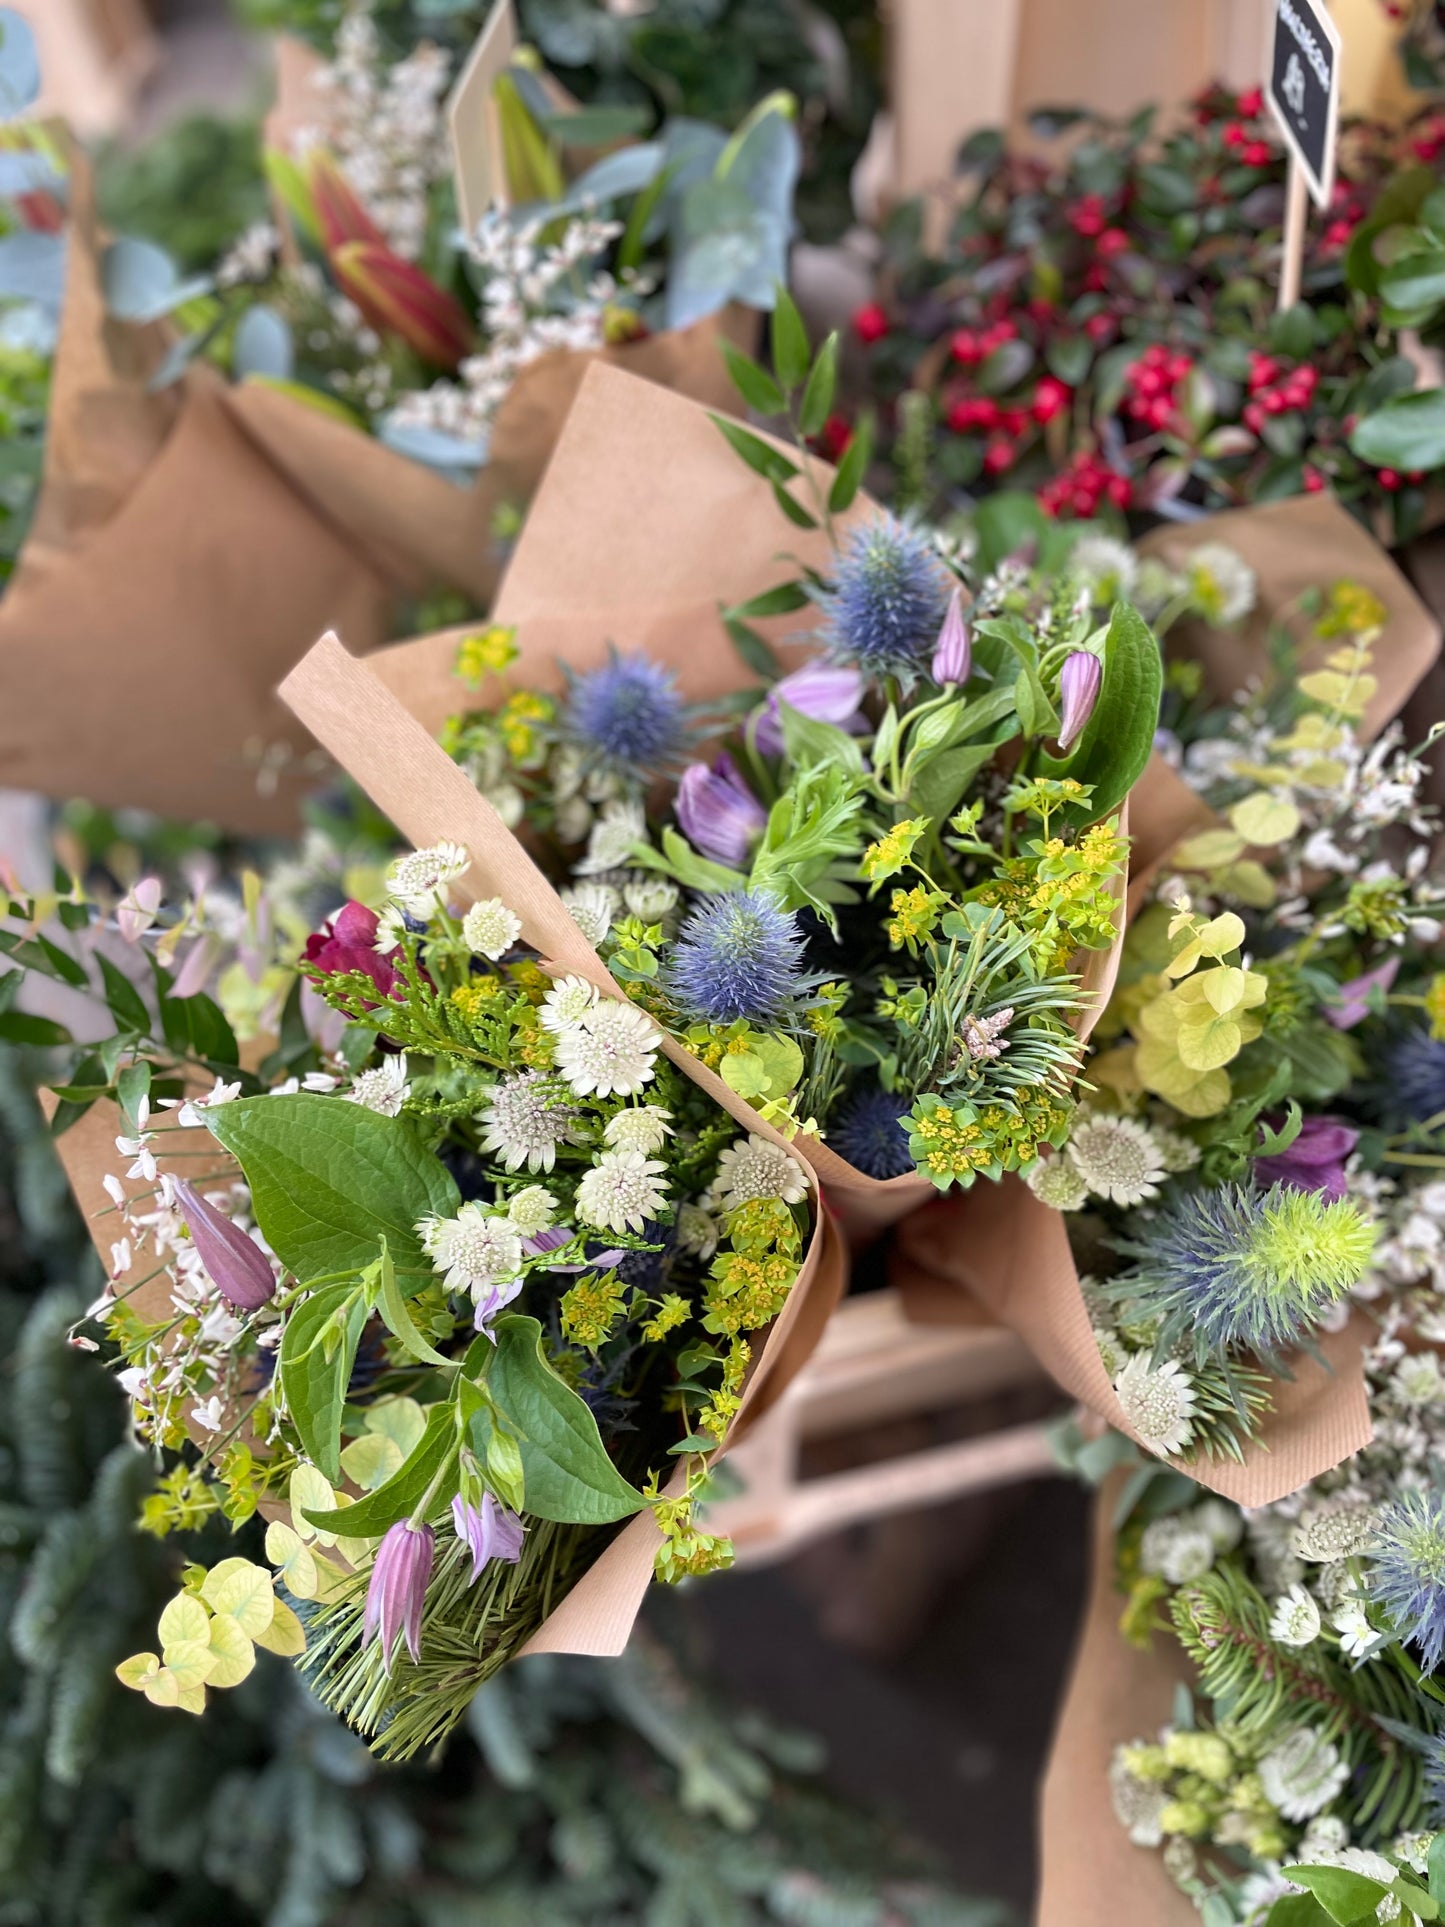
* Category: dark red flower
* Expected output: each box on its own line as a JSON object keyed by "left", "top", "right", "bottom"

{"left": 304, "top": 901, "right": 400, "bottom": 1000}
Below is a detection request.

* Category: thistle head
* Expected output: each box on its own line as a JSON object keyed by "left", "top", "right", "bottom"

{"left": 819, "top": 514, "right": 951, "bottom": 684}
{"left": 665, "top": 889, "right": 810, "bottom": 1024}
{"left": 564, "top": 649, "right": 685, "bottom": 774}
{"left": 830, "top": 1084, "right": 914, "bottom": 1179}
{"left": 1367, "top": 1488, "right": 1445, "bottom": 1674}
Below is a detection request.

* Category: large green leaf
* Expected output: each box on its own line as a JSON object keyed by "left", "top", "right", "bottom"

{"left": 1039, "top": 600, "right": 1162, "bottom": 828}
{"left": 209, "top": 1094, "right": 459, "bottom": 1283}
{"left": 476, "top": 1316, "right": 646, "bottom": 1525}
{"left": 279, "top": 1281, "right": 369, "bottom": 1484}
{"left": 1350, "top": 389, "right": 1445, "bottom": 474}
{"left": 302, "top": 1400, "right": 456, "bottom": 1538}
{"left": 1285, "top": 1867, "right": 1396, "bottom": 1925}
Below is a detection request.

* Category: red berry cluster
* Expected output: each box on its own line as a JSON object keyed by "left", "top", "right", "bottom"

{"left": 949, "top": 318, "right": 1019, "bottom": 366}
{"left": 852, "top": 301, "right": 889, "bottom": 346}
{"left": 1240, "top": 354, "right": 1318, "bottom": 435}
{"left": 1037, "top": 447, "right": 1131, "bottom": 518}
{"left": 1413, "top": 115, "right": 1445, "bottom": 163}
{"left": 1220, "top": 88, "right": 1272, "bottom": 167}
{"left": 1123, "top": 343, "right": 1194, "bottom": 432}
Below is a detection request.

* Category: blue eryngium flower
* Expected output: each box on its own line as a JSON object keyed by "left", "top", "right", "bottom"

{"left": 831, "top": 1084, "right": 914, "bottom": 1179}
{"left": 667, "top": 890, "right": 809, "bottom": 1023}
{"left": 564, "top": 649, "right": 684, "bottom": 770}
{"left": 819, "top": 514, "right": 950, "bottom": 683}
{"left": 1381, "top": 1026, "right": 1445, "bottom": 1129}
{"left": 1115, "top": 1180, "right": 1376, "bottom": 1364}
{"left": 1367, "top": 1489, "right": 1445, "bottom": 1674}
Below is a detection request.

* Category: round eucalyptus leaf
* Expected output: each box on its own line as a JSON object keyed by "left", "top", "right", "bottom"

{"left": 231, "top": 304, "right": 294, "bottom": 381}
{"left": 0, "top": 229, "right": 64, "bottom": 314}
{"left": 101, "top": 236, "right": 212, "bottom": 323}
{"left": 379, "top": 413, "right": 488, "bottom": 480}
{"left": 0, "top": 8, "right": 40, "bottom": 120}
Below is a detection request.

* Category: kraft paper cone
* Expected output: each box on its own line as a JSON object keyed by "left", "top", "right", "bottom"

{"left": 1035, "top": 1472, "right": 1197, "bottom": 1927}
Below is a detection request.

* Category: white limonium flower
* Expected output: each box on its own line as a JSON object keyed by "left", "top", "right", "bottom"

{"left": 553, "top": 1000, "right": 661, "bottom": 1098}
{"left": 418, "top": 1202, "right": 525, "bottom": 1300}
{"left": 386, "top": 841, "right": 471, "bottom": 917}
{"left": 714, "top": 1134, "right": 809, "bottom": 1212}
{"left": 1185, "top": 542, "right": 1257, "bottom": 625}
{"left": 574, "top": 1149, "right": 669, "bottom": 1235}
{"left": 1066, "top": 1113, "right": 1166, "bottom": 1206}
{"left": 506, "top": 1186, "right": 558, "bottom": 1235}
{"left": 462, "top": 897, "right": 522, "bottom": 961}
{"left": 1269, "top": 1583, "right": 1322, "bottom": 1648}
{"left": 1113, "top": 1352, "right": 1198, "bottom": 1458}
{"left": 347, "top": 1054, "right": 410, "bottom": 1116}
{"left": 540, "top": 975, "right": 599, "bottom": 1034}
{"left": 1024, "top": 1154, "right": 1089, "bottom": 1211}
{"left": 479, "top": 1071, "right": 578, "bottom": 1173}
{"left": 561, "top": 882, "right": 616, "bottom": 949}
{"left": 604, "top": 1105, "right": 674, "bottom": 1155}
{"left": 1258, "top": 1728, "right": 1350, "bottom": 1822}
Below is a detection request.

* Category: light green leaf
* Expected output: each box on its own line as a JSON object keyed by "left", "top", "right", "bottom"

{"left": 254, "top": 1597, "right": 307, "bottom": 1658}
{"left": 204, "top": 1613, "right": 256, "bottom": 1689}
{"left": 278, "top": 1282, "right": 369, "bottom": 1483}
{"left": 264, "top": 1520, "right": 320, "bottom": 1599}
{"left": 1038, "top": 600, "right": 1163, "bottom": 827}
{"left": 339, "top": 1430, "right": 406, "bottom": 1492}
{"left": 200, "top": 1557, "right": 275, "bottom": 1638}
{"left": 301, "top": 1400, "right": 456, "bottom": 1540}
{"left": 157, "top": 1594, "right": 210, "bottom": 1650}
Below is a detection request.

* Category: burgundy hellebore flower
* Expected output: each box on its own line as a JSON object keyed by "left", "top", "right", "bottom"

{"left": 1324, "top": 958, "right": 1400, "bottom": 1031}
{"left": 754, "top": 663, "right": 867, "bottom": 756}
{"left": 676, "top": 753, "right": 767, "bottom": 867}
{"left": 931, "top": 588, "right": 972, "bottom": 686}
{"left": 364, "top": 1520, "right": 435, "bottom": 1669}
{"left": 173, "top": 1180, "right": 278, "bottom": 1311}
{"left": 303, "top": 901, "right": 399, "bottom": 1002}
{"left": 1057, "top": 651, "right": 1103, "bottom": 752}
{"left": 1253, "top": 1116, "right": 1360, "bottom": 1203}
{"left": 452, "top": 1492, "right": 526, "bottom": 1584}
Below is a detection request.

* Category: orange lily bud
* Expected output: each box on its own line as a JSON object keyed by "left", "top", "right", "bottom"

{"left": 330, "top": 241, "right": 474, "bottom": 370}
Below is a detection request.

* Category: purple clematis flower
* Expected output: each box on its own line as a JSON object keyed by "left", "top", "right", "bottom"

{"left": 1253, "top": 1116, "right": 1360, "bottom": 1202}
{"left": 173, "top": 1180, "right": 278, "bottom": 1311}
{"left": 931, "top": 588, "right": 972, "bottom": 686}
{"left": 676, "top": 753, "right": 767, "bottom": 867}
{"left": 363, "top": 1520, "right": 434, "bottom": 1669}
{"left": 1324, "top": 958, "right": 1400, "bottom": 1031}
{"left": 754, "top": 663, "right": 867, "bottom": 756}
{"left": 1057, "top": 651, "right": 1103, "bottom": 751}
{"left": 452, "top": 1491, "right": 526, "bottom": 1584}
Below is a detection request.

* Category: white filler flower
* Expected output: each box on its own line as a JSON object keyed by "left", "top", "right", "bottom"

{"left": 462, "top": 898, "right": 522, "bottom": 960}
{"left": 1269, "top": 1584, "right": 1322, "bottom": 1648}
{"left": 714, "top": 1135, "right": 809, "bottom": 1213}
{"left": 1113, "top": 1353, "right": 1198, "bottom": 1458}
{"left": 575, "top": 1149, "right": 669, "bottom": 1235}
{"left": 418, "top": 1202, "right": 524, "bottom": 1302}
{"left": 1066, "top": 1114, "right": 1166, "bottom": 1206}
{"left": 554, "top": 1001, "right": 661, "bottom": 1098}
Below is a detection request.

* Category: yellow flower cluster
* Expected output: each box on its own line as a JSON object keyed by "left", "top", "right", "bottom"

{"left": 560, "top": 1272, "right": 627, "bottom": 1348}
{"left": 499, "top": 689, "right": 554, "bottom": 763}
{"left": 454, "top": 624, "right": 519, "bottom": 683}
{"left": 861, "top": 816, "right": 930, "bottom": 883}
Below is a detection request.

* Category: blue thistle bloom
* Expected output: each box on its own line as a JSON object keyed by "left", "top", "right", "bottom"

{"left": 820, "top": 515, "right": 951, "bottom": 683}
{"left": 1114, "top": 1180, "right": 1376, "bottom": 1364}
{"left": 667, "top": 890, "right": 810, "bottom": 1023}
{"left": 831, "top": 1084, "right": 914, "bottom": 1179}
{"left": 1367, "top": 1489, "right": 1445, "bottom": 1674}
{"left": 1381, "top": 1026, "right": 1445, "bottom": 1129}
{"left": 564, "top": 649, "right": 685, "bottom": 770}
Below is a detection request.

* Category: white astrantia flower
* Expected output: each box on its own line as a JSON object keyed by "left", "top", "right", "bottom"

{"left": 506, "top": 1186, "right": 557, "bottom": 1234}
{"left": 1114, "top": 1353, "right": 1197, "bottom": 1459}
{"left": 555, "top": 795, "right": 593, "bottom": 845}
{"left": 1185, "top": 542, "right": 1257, "bottom": 625}
{"left": 1108, "top": 1748, "right": 1169, "bottom": 1848}
{"left": 1091, "top": 1321, "right": 1128, "bottom": 1379}
{"left": 553, "top": 1000, "right": 661, "bottom": 1098}
{"left": 1269, "top": 1583, "right": 1322, "bottom": 1648}
{"left": 479, "top": 1071, "right": 579, "bottom": 1172}
{"left": 1297, "top": 1816, "right": 1350, "bottom": 1862}
{"left": 347, "top": 1054, "right": 410, "bottom": 1116}
{"left": 574, "top": 1149, "right": 669, "bottom": 1235}
{"left": 714, "top": 1134, "right": 809, "bottom": 1212}
{"left": 1193, "top": 1498, "right": 1244, "bottom": 1555}
{"left": 575, "top": 799, "right": 646, "bottom": 876}
{"left": 1258, "top": 1728, "right": 1350, "bottom": 1822}
{"left": 561, "top": 882, "right": 615, "bottom": 949}
{"left": 386, "top": 841, "right": 471, "bottom": 916}
{"left": 1333, "top": 1598, "right": 1382, "bottom": 1660}
{"left": 1392, "top": 1350, "right": 1445, "bottom": 1406}
{"left": 462, "top": 897, "right": 522, "bottom": 961}
{"left": 485, "top": 783, "right": 525, "bottom": 831}
{"left": 1150, "top": 1123, "right": 1200, "bottom": 1174}
{"left": 540, "top": 975, "right": 599, "bottom": 1034}
{"left": 1024, "top": 1155, "right": 1089, "bottom": 1211}
{"left": 1071, "top": 533, "right": 1138, "bottom": 602}
{"left": 374, "top": 903, "right": 408, "bottom": 953}
{"left": 675, "top": 1201, "right": 720, "bottom": 1261}
{"left": 418, "top": 1202, "right": 525, "bottom": 1301}
{"left": 604, "top": 1105, "right": 673, "bottom": 1155}
{"left": 1139, "top": 1515, "right": 1216, "bottom": 1585}
{"left": 623, "top": 875, "right": 679, "bottom": 924}
{"left": 1292, "top": 1503, "right": 1380, "bottom": 1564}
{"left": 1065, "top": 1114, "right": 1166, "bottom": 1206}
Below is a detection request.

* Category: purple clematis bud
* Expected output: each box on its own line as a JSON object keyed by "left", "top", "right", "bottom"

{"left": 1324, "top": 958, "right": 1400, "bottom": 1031}
{"left": 364, "top": 1520, "right": 435, "bottom": 1669}
{"left": 755, "top": 663, "right": 867, "bottom": 756}
{"left": 452, "top": 1492, "right": 526, "bottom": 1584}
{"left": 676, "top": 753, "right": 767, "bottom": 867}
{"left": 931, "top": 588, "right": 972, "bottom": 686}
{"left": 1057, "top": 651, "right": 1103, "bottom": 751}
{"left": 1254, "top": 1116, "right": 1360, "bottom": 1203}
{"left": 173, "top": 1179, "right": 278, "bottom": 1311}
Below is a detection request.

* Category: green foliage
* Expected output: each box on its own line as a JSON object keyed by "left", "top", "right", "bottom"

{"left": 94, "top": 113, "right": 270, "bottom": 273}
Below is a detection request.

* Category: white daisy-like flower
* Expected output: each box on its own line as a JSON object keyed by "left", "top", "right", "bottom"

{"left": 1066, "top": 1114, "right": 1166, "bottom": 1206}
{"left": 347, "top": 1054, "right": 410, "bottom": 1116}
{"left": 418, "top": 1201, "right": 525, "bottom": 1300}
{"left": 1070, "top": 533, "right": 1138, "bottom": 602}
{"left": 506, "top": 1185, "right": 558, "bottom": 1234}
{"left": 604, "top": 1105, "right": 673, "bottom": 1155}
{"left": 561, "top": 882, "right": 615, "bottom": 949}
{"left": 386, "top": 841, "right": 471, "bottom": 916}
{"left": 675, "top": 1201, "right": 720, "bottom": 1261}
{"left": 1392, "top": 1350, "right": 1445, "bottom": 1406}
{"left": 1193, "top": 1498, "right": 1244, "bottom": 1555}
{"left": 1333, "top": 1598, "right": 1381, "bottom": 1660}
{"left": 574, "top": 1149, "right": 670, "bottom": 1235}
{"left": 714, "top": 1134, "right": 809, "bottom": 1213}
{"left": 574, "top": 799, "right": 646, "bottom": 875}
{"left": 540, "top": 975, "right": 599, "bottom": 1033}
{"left": 1297, "top": 1817, "right": 1350, "bottom": 1862}
{"left": 1258, "top": 1728, "right": 1350, "bottom": 1822}
{"left": 553, "top": 1000, "right": 661, "bottom": 1097}
{"left": 1024, "top": 1155, "right": 1089, "bottom": 1211}
{"left": 1139, "top": 1515, "right": 1216, "bottom": 1584}
{"left": 1269, "top": 1583, "right": 1322, "bottom": 1648}
{"left": 623, "top": 875, "right": 679, "bottom": 924}
{"left": 479, "top": 1071, "right": 578, "bottom": 1172}
{"left": 462, "top": 897, "right": 522, "bottom": 960}
{"left": 1113, "top": 1353, "right": 1197, "bottom": 1458}
{"left": 1185, "top": 541, "right": 1256, "bottom": 625}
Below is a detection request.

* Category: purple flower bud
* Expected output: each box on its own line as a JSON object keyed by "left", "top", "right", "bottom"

{"left": 451, "top": 1491, "right": 526, "bottom": 1584}
{"left": 676, "top": 752, "right": 767, "bottom": 867}
{"left": 1253, "top": 1115, "right": 1360, "bottom": 1203}
{"left": 931, "top": 588, "right": 972, "bottom": 686}
{"left": 173, "top": 1179, "right": 278, "bottom": 1311}
{"left": 1324, "top": 958, "right": 1400, "bottom": 1031}
{"left": 364, "top": 1520, "right": 435, "bottom": 1669}
{"left": 1057, "top": 651, "right": 1103, "bottom": 751}
{"left": 754, "top": 663, "right": 867, "bottom": 756}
